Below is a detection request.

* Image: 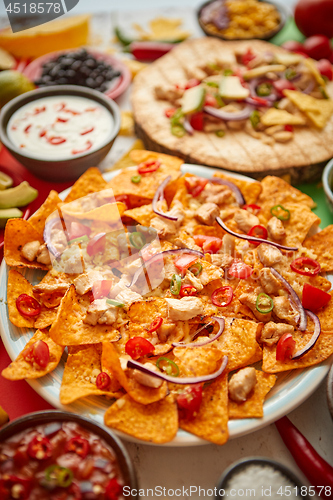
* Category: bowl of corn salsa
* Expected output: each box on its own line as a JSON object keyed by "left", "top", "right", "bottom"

{"left": 197, "top": 0, "right": 287, "bottom": 41}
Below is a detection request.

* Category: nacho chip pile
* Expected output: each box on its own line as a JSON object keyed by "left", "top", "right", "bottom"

{"left": 2, "top": 153, "right": 333, "bottom": 445}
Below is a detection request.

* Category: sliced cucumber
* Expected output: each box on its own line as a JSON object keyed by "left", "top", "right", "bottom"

{"left": 181, "top": 85, "right": 206, "bottom": 114}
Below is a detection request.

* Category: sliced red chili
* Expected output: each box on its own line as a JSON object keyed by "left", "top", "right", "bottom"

{"left": 24, "top": 124, "right": 31, "bottom": 134}
{"left": 48, "top": 136, "right": 66, "bottom": 145}
{"left": 276, "top": 333, "right": 296, "bottom": 362}
{"left": 165, "top": 107, "right": 176, "bottom": 118}
{"left": 302, "top": 283, "right": 331, "bottom": 311}
{"left": 247, "top": 225, "right": 268, "bottom": 245}
{"left": 105, "top": 478, "right": 123, "bottom": 500}
{"left": 56, "top": 117, "right": 68, "bottom": 123}
{"left": 284, "top": 124, "right": 294, "bottom": 132}
{"left": 16, "top": 294, "right": 41, "bottom": 317}
{"left": 125, "top": 337, "right": 155, "bottom": 360}
{"left": 72, "top": 140, "right": 92, "bottom": 155}
{"left": 80, "top": 127, "right": 94, "bottom": 135}
{"left": 22, "top": 340, "right": 50, "bottom": 368}
{"left": 115, "top": 194, "right": 132, "bottom": 210}
{"left": 0, "top": 476, "right": 32, "bottom": 500}
{"left": 228, "top": 259, "right": 253, "bottom": 279}
{"left": 137, "top": 159, "right": 161, "bottom": 174}
{"left": 180, "top": 285, "right": 197, "bottom": 297}
{"left": 96, "top": 372, "right": 111, "bottom": 390}
{"left": 149, "top": 316, "right": 163, "bottom": 332}
{"left": 92, "top": 280, "right": 112, "bottom": 299}
{"left": 65, "top": 437, "right": 90, "bottom": 458}
{"left": 242, "top": 204, "right": 261, "bottom": 215}
{"left": 211, "top": 286, "right": 233, "bottom": 307}
{"left": 184, "top": 176, "right": 208, "bottom": 197}
{"left": 290, "top": 257, "right": 321, "bottom": 276}
{"left": 27, "top": 435, "right": 53, "bottom": 460}
{"left": 86, "top": 233, "right": 106, "bottom": 256}
{"left": 33, "top": 106, "right": 46, "bottom": 114}
{"left": 177, "top": 383, "right": 203, "bottom": 420}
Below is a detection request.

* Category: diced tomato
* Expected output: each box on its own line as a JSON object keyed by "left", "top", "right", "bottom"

{"left": 177, "top": 383, "right": 203, "bottom": 419}
{"left": 86, "top": 233, "right": 106, "bottom": 256}
{"left": 22, "top": 340, "right": 50, "bottom": 369}
{"left": 242, "top": 204, "right": 261, "bottom": 215}
{"left": 115, "top": 194, "right": 131, "bottom": 210}
{"left": 276, "top": 333, "right": 296, "bottom": 362}
{"left": 16, "top": 294, "right": 41, "bottom": 317}
{"left": 125, "top": 337, "right": 155, "bottom": 359}
{"left": 65, "top": 437, "right": 90, "bottom": 458}
{"left": 68, "top": 221, "right": 91, "bottom": 240}
{"left": 184, "top": 176, "right": 208, "bottom": 197}
{"left": 317, "top": 58, "right": 333, "bottom": 81}
{"left": 302, "top": 283, "right": 331, "bottom": 311}
{"left": 189, "top": 112, "right": 204, "bottom": 131}
{"left": 149, "top": 316, "right": 163, "bottom": 332}
{"left": 165, "top": 107, "right": 177, "bottom": 118}
{"left": 273, "top": 79, "right": 297, "bottom": 96}
{"left": 27, "top": 435, "right": 53, "bottom": 460}
{"left": 174, "top": 254, "right": 198, "bottom": 276}
{"left": 105, "top": 478, "right": 123, "bottom": 500}
{"left": 204, "top": 94, "right": 218, "bottom": 107}
{"left": 180, "top": 285, "right": 197, "bottom": 297}
{"left": 193, "top": 235, "right": 222, "bottom": 254}
{"left": 184, "top": 78, "right": 201, "bottom": 90}
{"left": 92, "top": 280, "right": 113, "bottom": 299}
{"left": 228, "top": 259, "right": 253, "bottom": 279}
{"left": 284, "top": 124, "right": 294, "bottom": 132}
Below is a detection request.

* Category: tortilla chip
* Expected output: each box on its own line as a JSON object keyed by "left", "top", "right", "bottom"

{"left": 59, "top": 344, "right": 122, "bottom": 404}
{"left": 34, "top": 308, "right": 58, "bottom": 329}
{"left": 262, "top": 331, "right": 333, "bottom": 373}
{"left": 62, "top": 201, "right": 127, "bottom": 222}
{"left": 122, "top": 203, "right": 155, "bottom": 226}
{"left": 316, "top": 292, "right": 333, "bottom": 330}
{"left": 216, "top": 318, "right": 262, "bottom": 371}
{"left": 304, "top": 58, "right": 326, "bottom": 87}
{"left": 7, "top": 270, "right": 35, "bottom": 328}
{"left": 280, "top": 203, "right": 320, "bottom": 248}
{"left": 120, "top": 111, "right": 134, "bottom": 136}
{"left": 210, "top": 173, "right": 261, "bottom": 206}
{"left": 4, "top": 219, "right": 47, "bottom": 270}
{"left": 261, "top": 108, "right": 306, "bottom": 126}
{"left": 179, "top": 373, "right": 229, "bottom": 445}
{"left": 228, "top": 370, "right": 276, "bottom": 419}
{"left": 105, "top": 140, "right": 145, "bottom": 172}
{"left": 284, "top": 90, "right": 333, "bottom": 129}
{"left": 102, "top": 342, "right": 168, "bottom": 405}
{"left": 49, "top": 285, "right": 121, "bottom": 346}
{"left": 64, "top": 167, "right": 107, "bottom": 203}
{"left": 128, "top": 298, "right": 168, "bottom": 324}
{"left": 28, "top": 191, "right": 62, "bottom": 235}
{"left": 104, "top": 393, "right": 178, "bottom": 443}
{"left": 303, "top": 225, "right": 333, "bottom": 272}
{"left": 173, "top": 345, "right": 223, "bottom": 377}
{"left": 2, "top": 329, "right": 64, "bottom": 380}
{"left": 133, "top": 17, "right": 190, "bottom": 42}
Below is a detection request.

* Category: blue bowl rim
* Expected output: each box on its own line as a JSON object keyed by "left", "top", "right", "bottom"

{"left": 0, "top": 84, "right": 121, "bottom": 164}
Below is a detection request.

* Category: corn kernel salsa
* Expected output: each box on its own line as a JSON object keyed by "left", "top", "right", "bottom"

{"left": 0, "top": 421, "right": 124, "bottom": 500}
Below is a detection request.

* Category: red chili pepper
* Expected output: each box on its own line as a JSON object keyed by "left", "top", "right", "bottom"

{"left": 290, "top": 257, "right": 321, "bottom": 276}
{"left": 302, "top": 283, "right": 331, "bottom": 311}
{"left": 241, "top": 48, "right": 256, "bottom": 66}
{"left": 63, "top": 108, "right": 80, "bottom": 115}
{"left": 16, "top": 294, "right": 41, "bottom": 317}
{"left": 189, "top": 112, "right": 204, "bottom": 131}
{"left": 165, "top": 107, "right": 176, "bottom": 118}
{"left": 228, "top": 259, "right": 253, "bottom": 279}
{"left": 211, "top": 286, "right": 233, "bottom": 307}
{"left": 247, "top": 225, "right": 268, "bottom": 245}
{"left": 242, "top": 204, "right": 261, "bottom": 215}
{"left": 184, "top": 176, "right": 208, "bottom": 197}
{"left": 276, "top": 333, "right": 296, "bottom": 361}
{"left": 96, "top": 372, "right": 111, "bottom": 390}
{"left": 67, "top": 483, "right": 81, "bottom": 500}
{"left": 33, "top": 106, "right": 46, "bottom": 114}
{"left": 72, "top": 140, "right": 92, "bottom": 155}
{"left": 130, "top": 41, "right": 174, "bottom": 61}
{"left": 65, "top": 437, "right": 90, "bottom": 458}
{"left": 251, "top": 95, "right": 270, "bottom": 106}
{"left": 56, "top": 117, "right": 68, "bottom": 123}
{"left": 24, "top": 124, "right": 31, "bottom": 134}
{"left": 92, "top": 280, "right": 113, "bottom": 299}
{"left": 149, "top": 316, "right": 163, "bottom": 332}
{"left": 39, "top": 130, "right": 46, "bottom": 137}
{"left": 22, "top": 340, "right": 50, "bottom": 368}
{"left": 80, "top": 127, "right": 94, "bottom": 135}
{"left": 0, "top": 476, "right": 32, "bottom": 500}
{"left": 125, "top": 336, "right": 155, "bottom": 360}
{"left": 115, "top": 194, "right": 132, "bottom": 210}
{"left": 137, "top": 159, "right": 161, "bottom": 174}
{"left": 27, "top": 435, "right": 53, "bottom": 460}
{"left": 177, "top": 383, "right": 203, "bottom": 420}
{"left": 180, "top": 285, "right": 197, "bottom": 297}
{"left": 48, "top": 136, "right": 66, "bottom": 145}
{"left": 275, "top": 416, "right": 333, "bottom": 499}
{"left": 284, "top": 124, "right": 294, "bottom": 132}
{"left": 105, "top": 478, "right": 123, "bottom": 500}
{"left": 86, "top": 233, "right": 106, "bottom": 256}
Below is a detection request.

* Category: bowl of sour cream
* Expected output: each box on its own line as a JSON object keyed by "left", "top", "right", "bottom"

{"left": 0, "top": 85, "right": 121, "bottom": 181}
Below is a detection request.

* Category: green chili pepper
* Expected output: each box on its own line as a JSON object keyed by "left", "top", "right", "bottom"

{"left": 156, "top": 357, "right": 179, "bottom": 377}
{"left": 68, "top": 235, "right": 89, "bottom": 245}
{"left": 129, "top": 231, "right": 146, "bottom": 249}
{"left": 250, "top": 110, "right": 260, "bottom": 129}
{"left": 256, "top": 82, "right": 272, "bottom": 96}
{"left": 45, "top": 465, "right": 73, "bottom": 488}
{"left": 170, "top": 108, "right": 184, "bottom": 126}
{"left": 171, "top": 124, "right": 186, "bottom": 137}
{"left": 131, "top": 174, "right": 141, "bottom": 184}
{"left": 215, "top": 130, "right": 225, "bottom": 137}
{"left": 207, "top": 62, "right": 221, "bottom": 72}
{"left": 285, "top": 68, "right": 297, "bottom": 81}
{"left": 114, "top": 26, "right": 135, "bottom": 46}
{"left": 106, "top": 299, "right": 125, "bottom": 307}
{"left": 188, "top": 262, "right": 203, "bottom": 276}
{"left": 224, "top": 69, "right": 233, "bottom": 76}
{"left": 320, "top": 86, "right": 329, "bottom": 99}
{"left": 206, "top": 81, "right": 219, "bottom": 88}
{"left": 215, "top": 94, "right": 225, "bottom": 108}
{"left": 270, "top": 204, "right": 290, "bottom": 221}
{"left": 256, "top": 293, "right": 274, "bottom": 314}
{"left": 170, "top": 274, "right": 182, "bottom": 295}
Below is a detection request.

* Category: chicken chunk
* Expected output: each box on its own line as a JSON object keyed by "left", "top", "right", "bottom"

{"left": 50, "top": 229, "right": 67, "bottom": 253}
{"left": 222, "top": 234, "right": 235, "bottom": 256}
{"left": 200, "top": 183, "right": 232, "bottom": 205}
{"left": 210, "top": 253, "right": 234, "bottom": 269}
{"left": 183, "top": 270, "right": 204, "bottom": 291}
{"left": 257, "top": 243, "right": 282, "bottom": 267}
{"left": 239, "top": 291, "right": 272, "bottom": 322}
{"left": 132, "top": 363, "right": 162, "bottom": 389}
{"left": 154, "top": 85, "right": 184, "bottom": 102}
{"left": 98, "top": 306, "right": 118, "bottom": 325}
{"left": 195, "top": 203, "right": 220, "bottom": 226}
{"left": 150, "top": 202, "right": 184, "bottom": 239}
{"left": 273, "top": 296, "right": 298, "bottom": 325}
{"left": 229, "top": 367, "right": 257, "bottom": 403}
{"left": 234, "top": 210, "right": 260, "bottom": 233}
{"left": 36, "top": 244, "right": 51, "bottom": 265}
{"left": 21, "top": 240, "right": 41, "bottom": 262}
{"left": 165, "top": 297, "right": 204, "bottom": 321}
{"left": 73, "top": 270, "right": 104, "bottom": 295}
{"left": 259, "top": 268, "right": 282, "bottom": 295}
{"left": 84, "top": 299, "right": 118, "bottom": 326}
{"left": 115, "top": 288, "right": 142, "bottom": 306}
{"left": 157, "top": 322, "right": 176, "bottom": 343}
{"left": 267, "top": 217, "right": 286, "bottom": 241}
{"left": 260, "top": 322, "right": 294, "bottom": 346}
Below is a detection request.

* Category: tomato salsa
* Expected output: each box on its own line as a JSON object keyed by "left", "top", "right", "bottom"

{"left": 0, "top": 421, "right": 124, "bottom": 500}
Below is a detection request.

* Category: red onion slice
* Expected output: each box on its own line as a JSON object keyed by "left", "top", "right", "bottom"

{"left": 184, "top": 117, "right": 194, "bottom": 136}
{"left": 216, "top": 216, "right": 298, "bottom": 252}
{"left": 127, "top": 248, "right": 204, "bottom": 288}
{"left": 269, "top": 267, "right": 307, "bottom": 332}
{"left": 44, "top": 216, "right": 64, "bottom": 259}
{"left": 172, "top": 316, "right": 225, "bottom": 348}
{"left": 204, "top": 105, "right": 254, "bottom": 121}
{"left": 127, "top": 355, "right": 228, "bottom": 385}
{"left": 210, "top": 178, "right": 245, "bottom": 206}
{"left": 152, "top": 175, "right": 178, "bottom": 221}
{"left": 292, "top": 310, "right": 321, "bottom": 359}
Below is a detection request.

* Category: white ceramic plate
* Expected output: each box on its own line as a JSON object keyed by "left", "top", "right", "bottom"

{"left": 0, "top": 164, "right": 331, "bottom": 447}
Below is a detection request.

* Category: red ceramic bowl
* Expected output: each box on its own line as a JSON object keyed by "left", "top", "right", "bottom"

{"left": 23, "top": 49, "right": 132, "bottom": 101}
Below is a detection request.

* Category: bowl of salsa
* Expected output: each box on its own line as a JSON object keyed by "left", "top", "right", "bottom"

{"left": 0, "top": 410, "right": 138, "bottom": 500}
